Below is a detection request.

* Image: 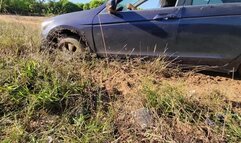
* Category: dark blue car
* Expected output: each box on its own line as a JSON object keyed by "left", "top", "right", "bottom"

{"left": 41, "top": 0, "right": 241, "bottom": 74}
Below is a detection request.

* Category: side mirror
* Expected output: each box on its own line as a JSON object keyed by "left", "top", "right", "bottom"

{"left": 107, "top": 5, "right": 123, "bottom": 14}
{"left": 106, "top": 0, "right": 123, "bottom": 14}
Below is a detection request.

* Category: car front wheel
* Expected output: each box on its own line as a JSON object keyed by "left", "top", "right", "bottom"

{"left": 58, "top": 37, "right": 87, "bottom": 58}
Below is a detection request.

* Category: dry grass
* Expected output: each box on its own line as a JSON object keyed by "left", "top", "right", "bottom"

{"left": 0, "top": 15, "right": 45, "bottom": 25}
{"left": 0, "top": 15, "right": 241, "bottom": 143}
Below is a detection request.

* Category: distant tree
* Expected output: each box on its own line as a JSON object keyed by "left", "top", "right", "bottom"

{"left": 0, "top": 0, "right": 5, "bottom": 13}
{"left": 34, "top": 0, "right": 45, "bottom": 15}
{"left": 89, "top": 0, "right": 105, "bottom": 9}
{"left": 45, "top": 0, "right": 57, "bottom": 14}
{"left": 83, "top": 3, "right": 90, "bottom": 10}
{"left": 0, "top": 0, "right": 105, "bottom": 15}
{"left": 77, "top": 3, "right": 84, "bottom": 10}
{"left": 6, "top": 0, "right": 34, "bottom": 14}
{"left": 61, "top": 0, "right": 82, "bottom": 13}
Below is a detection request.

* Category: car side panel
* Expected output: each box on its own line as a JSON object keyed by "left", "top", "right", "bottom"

{"left": 175, "top": 4, "right": 241, "bottom": 69}
{"left": 92, "top": 8, "right": 181, "bottom": 57}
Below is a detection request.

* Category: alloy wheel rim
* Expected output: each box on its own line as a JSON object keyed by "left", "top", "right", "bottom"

{"left": 60, "top": 42, "right": 78, "bottom": 53}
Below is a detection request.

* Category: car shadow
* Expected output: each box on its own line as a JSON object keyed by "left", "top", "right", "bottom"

{"left": 197, "top": 70, "right": 241, "bottom": 80}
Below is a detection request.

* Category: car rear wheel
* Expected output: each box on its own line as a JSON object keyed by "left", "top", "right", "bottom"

{"left": 58, "top": 37, "right": 87, "bottom": 58}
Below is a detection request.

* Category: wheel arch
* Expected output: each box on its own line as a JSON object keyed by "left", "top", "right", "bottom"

{"left": 46, "top": 25, "right": 94, "bottom": 52}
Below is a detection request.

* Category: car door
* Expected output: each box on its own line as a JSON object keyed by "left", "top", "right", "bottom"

{"left": 92, "top": 0, "right": 182, "bottom": 57}
{"left": 175, "top": 1, "right": 241, "bottom": 67}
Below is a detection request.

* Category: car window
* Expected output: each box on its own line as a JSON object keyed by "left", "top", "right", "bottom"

{"left": 116, "top": 0, "right": 140, "bottom": 11}
{"left": 117, "top": 0, "right": 161, "bottom": 11}
{"left": 138, "top": 0, "right": 160, "bottom": 10}
{"left": 192, "top": 0, "right": 241, "bottom": 5}
{"left": 101, "top": 0, "right": 177, "bottom": 13}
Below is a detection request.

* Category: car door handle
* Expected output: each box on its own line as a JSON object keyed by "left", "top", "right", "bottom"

{"left": 153, "top": 14, "right": 178, "bottom": 21}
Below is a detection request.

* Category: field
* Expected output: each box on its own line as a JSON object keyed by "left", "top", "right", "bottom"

{"left": 0, "top": 15, "right": 241, "bottom": 142}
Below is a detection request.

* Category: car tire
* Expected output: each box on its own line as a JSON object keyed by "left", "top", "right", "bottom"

{"left": 57, "top": 36, "right": 87, "bottom": 58}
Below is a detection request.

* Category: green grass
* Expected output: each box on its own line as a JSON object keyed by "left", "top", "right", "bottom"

{"left": 142, "top": 81, "right": 241, "bottom": 142}
{"left": 0, "top": 57, "right": 117, "bottom": 142}
{"left": 0, "top": 18, "right": 241, "bottom": 142}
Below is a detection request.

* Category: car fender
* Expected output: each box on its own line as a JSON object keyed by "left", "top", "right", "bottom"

{"left": 46, "top": 25, "right": 95, "bottom": 52}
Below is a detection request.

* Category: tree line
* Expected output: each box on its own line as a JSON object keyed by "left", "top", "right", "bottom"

{"left": 0, "top": 0, "right": 105, "bottom": 16}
